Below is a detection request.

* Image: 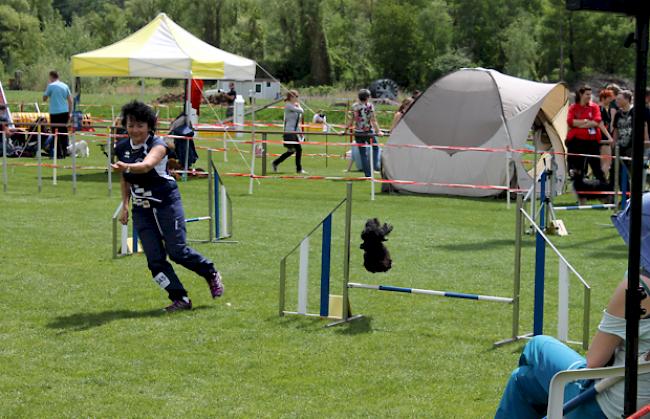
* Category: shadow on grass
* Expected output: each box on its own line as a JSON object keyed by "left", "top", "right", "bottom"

{"left": 47, "top": 305, "right": 211, "bottom": 331}
{"left": 46, "top": 171, "right": 111, "bottom": 183}
{"left": 431, "top": 239, "right": 533, "bottom": 252}
{"left": 332, "top": 315, "right": 373, "bottom": 335}
{"left": 276, "top": 314, "right": 373, "bottom": 334}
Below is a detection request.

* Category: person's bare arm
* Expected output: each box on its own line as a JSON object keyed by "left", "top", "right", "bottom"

{"left": 67, "top": 94, "right": 73, "bottom": 116}
{"left": 599, "top": 122, "right": 613, "bottom": 143}
{"left": 118, "top": 174, "right": 131, "bottom": 225}
{"left": 112, "top": 144, "right": 166, "bottom": 174}
{"left": 371, "top": 114, "right": 383, "bottom": 136}
{"left": 586, "top": 280, "right": 626, "bottom": 368}
{"left": 390, "top": 112, "right": 402, "bottom": 131}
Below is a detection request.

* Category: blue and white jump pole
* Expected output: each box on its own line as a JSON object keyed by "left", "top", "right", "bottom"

{"left": 347, "top": 282, "right": 513, "bottom": 303}
{"left": 553, "top": 204, "right": 615, "bottom": 211}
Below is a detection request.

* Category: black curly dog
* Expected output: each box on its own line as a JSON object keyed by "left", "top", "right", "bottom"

{"left": 360, "top": 218, "right": 393, "bottom": 273}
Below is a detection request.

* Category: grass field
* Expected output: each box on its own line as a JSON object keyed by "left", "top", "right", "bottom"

{"left": 1, "top": 90, "right": 629, "bottom": 417}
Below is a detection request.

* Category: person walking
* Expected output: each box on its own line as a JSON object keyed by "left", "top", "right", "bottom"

{"left": 111, "top": 100, "right": 224, "bottom": 312}
{"left": 347, "top": 89, "right": 383, "bottom": 177}
{"left": 42, "top": 70, "right": 72, "bottom": 159}
{"left": 272, "top": 90, "right": 306, "bottom": 174}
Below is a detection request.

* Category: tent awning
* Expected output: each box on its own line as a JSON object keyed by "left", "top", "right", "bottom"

{"left": 72, "top": 13, "right": 256, "bottom": 80}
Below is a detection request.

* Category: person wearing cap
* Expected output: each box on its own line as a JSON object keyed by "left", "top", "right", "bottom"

{"left": 495, "top": 194, "right": 650, "bottom": 418}
{"left": 347, "top": 88, "right": 383, "bottom": 177}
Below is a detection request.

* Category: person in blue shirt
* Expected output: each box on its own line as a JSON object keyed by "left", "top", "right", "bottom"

{"left": 111, "top": 100, "right": 224, "bottom": 312}
{"left": 42, "top": 71, "right": 73, "bottom": 159}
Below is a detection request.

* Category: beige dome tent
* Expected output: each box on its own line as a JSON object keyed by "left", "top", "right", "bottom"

{"left": 383, "top": 68, "right": 569, "bottom": 197}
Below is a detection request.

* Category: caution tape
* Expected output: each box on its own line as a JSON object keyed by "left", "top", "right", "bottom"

{"left": 221, "top": 171, "right": 526, "bottom": 192}
{"left": 8, "top": 128, "right": 634, "bottom": 163}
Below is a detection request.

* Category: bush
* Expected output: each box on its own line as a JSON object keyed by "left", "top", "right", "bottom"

{"left": 162, "top": 79, "right": 180, "bottom": 88}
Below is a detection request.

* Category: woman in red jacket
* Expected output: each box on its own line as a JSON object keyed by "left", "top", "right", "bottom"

{"left": 567, "top": 85, "right": 608, "bottom": 202}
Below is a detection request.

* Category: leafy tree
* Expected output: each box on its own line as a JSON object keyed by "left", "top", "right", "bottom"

{"left": 0, "top": 4, "right": 45, "bottom": 74}
{"left": 502, "top": 12, "right": 539, "bottom": 79}
{"left": 371, "top": 1, "right": 421, "bottom": 88}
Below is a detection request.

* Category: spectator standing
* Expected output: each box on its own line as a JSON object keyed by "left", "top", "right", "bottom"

{"left": 566, "top": 85, "right": 607, "bottom": 203}
{"left": 612, "top": 90, "right": 649, "bottom": 188}
{"left": 272, "top": 90, "right": 306, "bottom": 174}
{"left": 347, "top": 89, "right": 383, "bottom": 177}
{"left": 598, "top": 89, "right": 616, "bottom": 178}
{"left": 42, "top": 70, "right": 72, "bottom": 158}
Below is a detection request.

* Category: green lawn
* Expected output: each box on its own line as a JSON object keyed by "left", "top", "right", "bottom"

{"left": 0, "top": 91, "right": 629, "bottom": 417}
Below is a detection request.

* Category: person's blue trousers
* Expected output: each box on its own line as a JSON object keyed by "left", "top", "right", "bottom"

{"left": 132, "top": 189, "right": 215, "bottom": 301}
{"left": 495, "top": 335, "right": 605, "bottom": 419}
{"left": 354, "top": 131, "right": 379, "bottom": 177}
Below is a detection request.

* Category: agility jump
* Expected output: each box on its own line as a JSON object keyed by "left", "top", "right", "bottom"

{"left": 278, "top": 188, "right": 592, "bottom": 348}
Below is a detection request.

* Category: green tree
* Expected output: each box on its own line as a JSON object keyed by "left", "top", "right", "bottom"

{"left": 502, "top": 13, "right": 539, "bottom": 79}
{"left": 0, "top": 4, "right": 45, "bottom": 74}
{"left": 322, "top": 0, "right": 375, "bottom": 88}
{"left": 371, "top": 1, "right": 420, "bottom": 88}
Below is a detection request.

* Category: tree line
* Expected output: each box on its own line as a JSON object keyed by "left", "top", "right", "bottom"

{"left": 0, "top": 0, "right": 638, "bottom": 92}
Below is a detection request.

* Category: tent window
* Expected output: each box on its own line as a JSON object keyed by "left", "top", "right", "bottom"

{"left": 266, "top": 82, "right": 271, "bottom": 87}
{"left": 255, "top": 84, "right": 262, "bottom": 93}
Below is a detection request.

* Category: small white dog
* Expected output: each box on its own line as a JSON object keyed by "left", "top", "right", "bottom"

{"left": 67, "top": 140, "right": 90, "bottom": 158}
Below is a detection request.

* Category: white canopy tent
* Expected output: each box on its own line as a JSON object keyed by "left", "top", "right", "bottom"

{"left": 71, "top": 13, "right": 259, "bottom": 192}
{"left": 72, "top": 13, "right": 255, "bottom": 80}
{"left": 383, "top": 68, "right": 569, "bottom": 197}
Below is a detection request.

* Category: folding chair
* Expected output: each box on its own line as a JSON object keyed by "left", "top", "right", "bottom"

{"left": 546, "top": 360, "right": 650, "bottom": 418}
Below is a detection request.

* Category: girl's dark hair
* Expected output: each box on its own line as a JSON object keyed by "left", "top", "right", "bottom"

{"left": 121, "top": 100, "right": 157, "bottom": 130}
{"left": 575, "top": 85, "right": 592, "bottom": 104}
{"left": 358, "top": 89, "right": 371, "bottom": 101}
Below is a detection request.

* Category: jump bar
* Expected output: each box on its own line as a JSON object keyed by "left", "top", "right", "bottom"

{"left": 185, "top": 216, "right": 211, "bottom": 223}
{"left": 348, "top": 282, "right": 513, "bottom": 303}
{"left": 553, "top": 204, "right": 614, "bottom": 211}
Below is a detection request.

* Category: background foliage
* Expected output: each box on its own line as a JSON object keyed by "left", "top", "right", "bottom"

{"left": 0, "top": 0, "right": 638, "bottom": 91}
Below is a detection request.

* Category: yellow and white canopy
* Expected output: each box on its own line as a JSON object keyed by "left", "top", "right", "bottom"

{"left": 72, "top": 13, "right": 256, "bottom": 80}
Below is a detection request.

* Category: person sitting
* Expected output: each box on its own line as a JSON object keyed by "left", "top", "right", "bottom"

{"left": 312, "top": 110, "right": 328, "bottom": 132}
{"left": 495, "top": 193, "right": 650, "bottom": 418}
{"left": 168, "top": 112, "right": 198, "bottom": 171}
